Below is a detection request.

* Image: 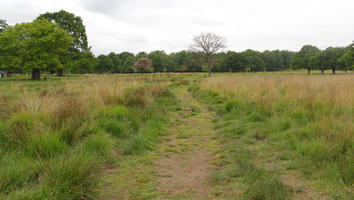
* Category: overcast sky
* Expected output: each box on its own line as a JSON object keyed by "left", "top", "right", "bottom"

{"left": 1, "top": 0, "right": 353, "bottom": 55}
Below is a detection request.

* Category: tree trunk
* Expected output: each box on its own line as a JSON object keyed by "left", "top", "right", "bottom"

{"left": 31, "top": 68, "right": 40, "bottom": 80}
{"left": 57, "top": 69, "right": 64, "bottom": 76}
{"left": 307, "top": 68, "right": 311, "bottom": 75}
{"left": 208, "top": 65, "right": 211, "bottom": 77}
{"left": 332, "top": 68, "right": 336, "bottom": 74}
{"left": 321, "top": 68, "right": 324, "bottom": 74}
{"left": 345, "top": 68, "right": 347, "bottom": 73}
{"left": 207, "top": 58, "right": 212, "bottom": 77}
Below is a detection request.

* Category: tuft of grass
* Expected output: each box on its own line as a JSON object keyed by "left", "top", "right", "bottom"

{"left": 41, "top": 152, "right": 102, "bottom": 200}
{"left": 0, "top": 154, "right": 41, "bottom": 195}
{"left": 27, "top": 132, "right": 67, "bottom": 159}
{"left": 151, "top": 85, "right": 174, "bottom": 98}
{"left": 124, "top": 87, "right": 148, "bottom": 107}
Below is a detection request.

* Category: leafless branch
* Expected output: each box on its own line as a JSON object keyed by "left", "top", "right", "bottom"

{"left": 190, "top": 32, "right": 226, "bottom": 55}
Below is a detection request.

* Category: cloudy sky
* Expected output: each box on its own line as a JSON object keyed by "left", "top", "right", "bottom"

{"left": 1, "top": 0, "right": 353, "bottom": 55}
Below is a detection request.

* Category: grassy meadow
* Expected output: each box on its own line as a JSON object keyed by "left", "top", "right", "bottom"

{"left": 0, "top": 74, "right": 182, "bottom": 199}
{"left": 191, "top": 73, "right": 353, "bottom": 199}
{"left": 0, "top": 72, "right": 353, "bottom": 199}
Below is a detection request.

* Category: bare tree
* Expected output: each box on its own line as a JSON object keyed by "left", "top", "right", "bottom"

{"left": 190, "top": 32, "right": 226, "bottom": 77}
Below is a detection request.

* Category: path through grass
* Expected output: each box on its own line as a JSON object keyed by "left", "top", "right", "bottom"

{"left": 154, "top": 87, "right": 219, "bottom": 199}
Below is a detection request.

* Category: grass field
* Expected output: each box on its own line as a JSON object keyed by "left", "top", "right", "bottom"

{"left": 0, "top": 72, "right": 353, "bottom": 199}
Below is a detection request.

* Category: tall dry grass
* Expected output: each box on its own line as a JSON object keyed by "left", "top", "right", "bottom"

{"left": 198, "top": 73, "right": 354, "bottom": 189}
{"left": 201, "top": 74, "right": 353, "bottom": 107}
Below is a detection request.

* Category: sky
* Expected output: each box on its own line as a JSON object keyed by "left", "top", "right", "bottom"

{"left": 1, "top": 0, "right": 353, "bottom": 55}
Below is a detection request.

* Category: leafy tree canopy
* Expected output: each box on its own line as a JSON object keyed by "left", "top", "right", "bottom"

{"left": 0, "top": 19, "right": 72, "bottom": 79}
{"left": 0, "top": 19, "right": 8, "bottom": 33}
{"left": 38, "top": 10, "right": 88, "bottom": 53}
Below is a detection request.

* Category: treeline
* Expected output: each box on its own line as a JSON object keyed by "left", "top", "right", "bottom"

{"left": 93, "top": 49, "right": 294, "bottom": 73}
{"left": 93, "top": 44, "right": 353, "bottom": 74}
{"left": 0, "top": 10, "right": 353, "bottom": 79}
{"left": 291, "top": 45, "right": 353, "bottom": 74}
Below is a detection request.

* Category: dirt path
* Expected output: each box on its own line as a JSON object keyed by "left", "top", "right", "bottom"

{"left": 154, "top": 87, "right": 219, "bottom": 199}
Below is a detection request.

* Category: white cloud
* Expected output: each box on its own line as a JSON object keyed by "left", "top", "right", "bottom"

{"left": 1, "top": 0, "right": 353, "bottom": 55}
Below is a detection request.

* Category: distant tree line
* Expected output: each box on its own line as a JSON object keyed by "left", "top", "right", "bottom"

{"left": 0, "top": 10, "right": 353, "bottom": 80}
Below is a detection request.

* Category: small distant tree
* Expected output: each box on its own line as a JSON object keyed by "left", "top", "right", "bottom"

{"left": 291, "top": 45, "right": 320, "bottom": 74}
{"left": 190, "top": 32, "right": 226, "bottom": 77}
{"left": 133, "top": 58, "right": 152, "bottom": 74}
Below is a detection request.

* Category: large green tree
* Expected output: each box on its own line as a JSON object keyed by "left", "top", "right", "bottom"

{"left": 148, "top": 51, "right": 170, "bottom": 72}
{"left": 123, "top": 57, "right": 136, "bottom": 73}
{"left": 321, "top": 47, "right": 346, "bottom": 74}
{"left": 291, "top": 45, "right": 320, "bottom": 74}
{"left": 0, "top": 19, "right": 72, "bottom": 80}
{"left": 38, "top": 10, "right": 90, "bottom": 75}
{"left": 94, "top": 55, "right": 113, "bottom": 73}
{"left": 240, "top": 50, "right": 264, "bottom": 72}
{"left": 108, "top": 52, "right": 122, "bottom": 73}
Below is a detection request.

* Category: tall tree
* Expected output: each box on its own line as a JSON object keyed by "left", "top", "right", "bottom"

{"left": 0, "top": 19, "right": 72, "bottom": 80}
{"left": 71, "top": 51, "right": 96, "bottom": 74}
{"left": 0, "top": 19, "right": 8, "bottom": 33}
{"left": 94, "top": 55, "right": 113, "bottom": 73}
{"left": 148, "top": 51, "right": 170, "bottom": 72}
{"left": 190, "top": 32, "right": 226, "bottom": 77}
{"left": 38, "top": 10, "right": 89, "bottom": 75}
{"left": 241, "top": 50, "right": 264, "bottom": 72}
{"left": 123, "top": 57, "right": 136, "bottom": 73}
{"left": 108, "top": 52, "right": 122, "bottom": 73}
{"left": 321, "top": 47, "right": 346, "bottom": 74}
{"left": 291, "top": 45, "right": 320, "bottom": 74}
